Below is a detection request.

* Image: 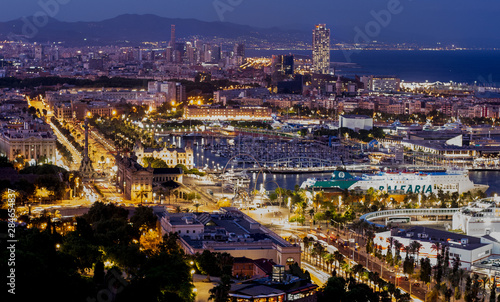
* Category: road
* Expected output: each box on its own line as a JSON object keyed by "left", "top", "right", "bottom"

{"left": 48, "top": 120, "right": 82, "bottom": 170}
{"left": 301, "top": 261, "right": 331, "bottom": 286}
{"left": 69, "top": 121, "right": 115, "bottom": 172}
{"left": 249, "top": 209, "right": 426, "bottom": 301}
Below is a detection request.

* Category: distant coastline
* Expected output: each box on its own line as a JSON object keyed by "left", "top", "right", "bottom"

{"left": 247, "top": 49, "right": 500, "bottom": 84}
{"left": 249, "top": 48, "right": 500, "bottom": 52}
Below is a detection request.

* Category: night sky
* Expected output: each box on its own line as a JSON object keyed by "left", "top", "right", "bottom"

{"left": 2, "top": 0, "right": 500, "bottom": 45}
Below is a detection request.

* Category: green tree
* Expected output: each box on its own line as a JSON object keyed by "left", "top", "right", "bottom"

{"left": 333, "top": 250, "right": 344, "bottom": 274}
{"left": 217, "top": 252, "right": 234, "bottom": 276}
{"left": 419, "top": 257, "right": 432, "bottom": 284}
{"left": 11, "top": 227, "right": 90, "bottom": 302}
{"left": 143, "top": 156, "right": 169, "bottom": 168}
{"left": 209, "top": 274, "right": 231, "bottom": 302}
{"left": 197, "top": 250, "right": 222, "bottom": 277}
{"left": 93, "top": 260, "right": 105, "bottom": 285}
{"left": 402, "top": 247, "right": 414, "bottom": 275}
{"left": 490, "top": 279, "right": 496, "bottom": 302}
{"left": 130, "top": 205, "right": 158, "bottom": 231}
{"left": 318, "top": 276, "right": 346, "bottom": 302}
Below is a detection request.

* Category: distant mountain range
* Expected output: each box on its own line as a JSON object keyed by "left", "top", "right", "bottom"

{"left": 0, "top": 14, "right": 498, "bottom": 48}
{"left": 0, "top": 14, "right": 310, "bottom": 46}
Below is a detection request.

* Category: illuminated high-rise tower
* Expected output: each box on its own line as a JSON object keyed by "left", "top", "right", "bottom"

{"left": 312, "top": 24, "right": 330, "bottom": 74}
{"left": 169, "top": 24, "right": 176, "bottom": 47}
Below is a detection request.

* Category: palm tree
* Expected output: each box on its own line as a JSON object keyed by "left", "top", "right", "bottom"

{"left": 341, "top": 261, "right": 351, "bottom": 279}
{"left": 352, "top": 263, "right": 364, "bottom": 283}
{"left": 311, "top": 248, "right": 318, "bottom": 267}
{"left": 361, "top": 270, "right": 370, "bottom": 285}
{"left": 404, "top": 245, "right": 411, "bottom": 259}
{"left": 365, "top": 229, "right": 375, "bottom": 255}
{"left": 366, "top": 271, "right": 374, "bottom": 288}
{"left": 217, "top": 253, "right": 233, "bottom": 275}
{"left": 318, "top": 245, "right": 326, "bottom": 269}
{"left": 490, "top": 279, "right": 496, "bottom": 302}
{"left": 458, "top": 268, "right": 466, "bottom": 292}
{"left": 411, "top": 241, "right": 423, "bottom": 265}
{"left": 394, "top": 240, "right": 403, "bottom": 264}
{"left": 302, "top": 236, "right": 313, "bottom": 261}
{"left": 308, "top": 208, "right": 315, "bottom": 228}
{"left": 333, "top": 250, "right": 344, "bottom": 274}
{"left": 313, "top": 192, "right": 324, "bottom": 212}
{"left": 312, "top": 242, "right": 326, "bottom": 268}
{"left": 209, "top": 274, "right": 231, "bottom": 302}
{"left": 381, "top": 192, "right": 390, "bottom": 205}
{"left": 386, "top": 236, "right": 395, "bottom": 251}
{"left": 372, "top": 272, "right": 382, "bottom": 292}
{"left": 431, "top": 242, "right": 441, "bottom": 256}
{"left": 324, "top": 253, "right": 335, "bottom": 273}
{"left": 369, "top": 272, "right": 379, "bottom": 291}
{"left": 386, "top": 282, "right": 397, "bottom": 301}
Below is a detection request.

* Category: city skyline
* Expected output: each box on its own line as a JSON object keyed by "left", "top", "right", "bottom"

{"left": 3, "top": 2, "right": 500, "bottom": 302}
{"left": 1, "top": 0, "right": 500, "bottom": 47}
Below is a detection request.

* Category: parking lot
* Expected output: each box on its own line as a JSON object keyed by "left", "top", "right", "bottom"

{"left": 472, "top": 258, "right": 500, "bottom": 275}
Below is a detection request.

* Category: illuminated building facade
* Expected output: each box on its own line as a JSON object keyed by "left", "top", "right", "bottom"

{"left": 184, "top": 105, "right": 272, "bottom": 121}
{"left": 0, "top": 128, "right": 56, "bottom": 163}
{"left": 115, "top": 155, "right": 153, "bottom": 202}
{"left": 312, "top": 24, "right": 330, "bottom": 74}
{"left": 54, "top": 100, "right": 118, "bottom": 121}
{"left": 133, "top": 141, "right": 194, "bottom": 169}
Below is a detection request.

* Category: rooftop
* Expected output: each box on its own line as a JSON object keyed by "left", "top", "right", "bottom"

{"left": 394, "top": 226, "right": 488, "bottom": 251}
{"left": 229, "top": 276, "right": 317, "bottom": 298}
{"left": 167, "top": 213, "right": 204, "bottom": 227}
{"left": 153, "top": 167, "right": 183, "bottom": 175}
{"left": 341, "top": 114, "right": 372, "bottom": 119}
{"left": 167, "top": 208, "right": 296, "bottom": 250}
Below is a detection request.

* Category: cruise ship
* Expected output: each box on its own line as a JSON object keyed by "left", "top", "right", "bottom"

{"left": 300, "top": 170, "right": 488, "bottom": 195}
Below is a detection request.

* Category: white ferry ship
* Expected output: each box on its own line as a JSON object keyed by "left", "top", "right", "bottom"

{"left": 300, "top": 170, "right": 488, "bottom": 195}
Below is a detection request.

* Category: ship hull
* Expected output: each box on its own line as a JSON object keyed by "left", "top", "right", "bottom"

{"left": 302, "top": 171, "right": 483, "bottom": 195}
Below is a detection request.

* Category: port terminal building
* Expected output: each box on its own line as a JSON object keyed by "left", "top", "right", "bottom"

{"left": 160, "top": 207, "right": 301, "bottom": 269}
{"left": 374, "top": 226, "right": 492, "bottom": 270}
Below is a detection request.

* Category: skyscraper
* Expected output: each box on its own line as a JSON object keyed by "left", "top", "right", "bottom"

{"left": 211, "top": 45, "right": 221, "bottom": 62}
{"left": 233, "top": 43, "right": 245, "bottom": 58}
{"left": 312, "top": 24, "right": 330, "bottom": 74}
{"left": 272, "top": 54, "right": 294, "bottom": 75}
{"left": 169, "top": 24, "right": 176, "bottom": 47}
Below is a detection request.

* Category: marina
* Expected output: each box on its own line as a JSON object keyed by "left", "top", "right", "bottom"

{"left": 162, "top": 134, "right": 497, "bottom": 195}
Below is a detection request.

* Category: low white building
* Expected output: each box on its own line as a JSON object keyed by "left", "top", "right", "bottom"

{"left": 339, "top": 114, "right": 373, "bottom": 131}
{"left": 374, "top": 226, "right": 493, "bottom": 270}
{"left": 453, "top": 197, "right": 500, "bottom": 236}
{"left": 161, "top": 213, "right": 205, "bottom": 240}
